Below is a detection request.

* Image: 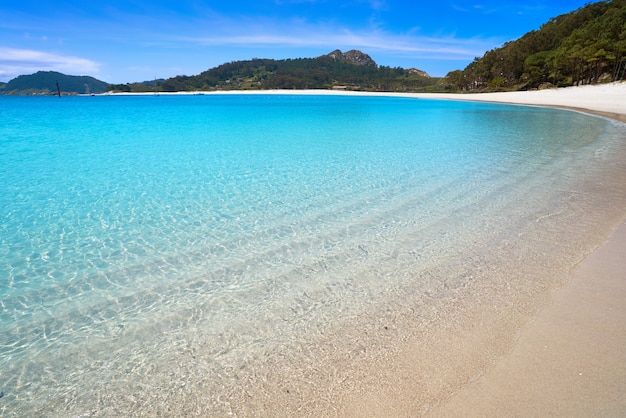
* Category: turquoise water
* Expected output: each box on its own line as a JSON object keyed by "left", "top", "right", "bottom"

{"left": 1, "top": 94, "right": 625, "bottom": 415}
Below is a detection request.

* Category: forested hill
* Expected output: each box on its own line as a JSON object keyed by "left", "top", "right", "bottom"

{"left": 3, "top": 71, "right": 109, "bottom": 95}
{"left": 109, "top": 50, "right": 437, "bottom": 93}
{"left": 445, "top": 0, "right": 626, "bottom": 90}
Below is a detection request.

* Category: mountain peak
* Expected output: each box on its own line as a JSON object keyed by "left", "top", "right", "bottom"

{"left": 324, "top": 49, "right": 377, "bottom": 67}
{"left": 407, "top": 68, "right": 431, "bottom": 78}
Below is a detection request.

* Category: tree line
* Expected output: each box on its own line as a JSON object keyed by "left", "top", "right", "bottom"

{"left": 445, "top": 0, "right": 626, "bottom": 91}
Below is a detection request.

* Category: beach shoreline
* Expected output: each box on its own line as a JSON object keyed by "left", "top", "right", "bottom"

{"left": 107, "top": 83, "right": 626, "bottom": 415}
{"left": 416, "top": 82, "right": 626, "bottom": 415}
{"left": 342, "top": 83, "right": 626, "bottom": 415}
{"left": 424, "top": 83, "right": 626, "bottom": 416}
{"left": 107, "top": 81, "right": 626, "bottom": 122}
{"left": 343, "top": 83, "right": 626, "bottom": 415}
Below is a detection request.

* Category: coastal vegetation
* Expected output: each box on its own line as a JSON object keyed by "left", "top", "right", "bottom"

{"left": 109, "top": 50, "right": 439, "bottom": 93}
{"left": 446, "top": 0, "right": 626, "bottom": 91}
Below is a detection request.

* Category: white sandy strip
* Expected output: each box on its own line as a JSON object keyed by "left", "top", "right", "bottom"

{"left": 267, "top": 82, "right": 626, "bottom": 116}
{"left": 113, "top": 81, "right": 626, "bottom": 118}
{"left": 399, "top": 82, "right": 626, "bottom": 116}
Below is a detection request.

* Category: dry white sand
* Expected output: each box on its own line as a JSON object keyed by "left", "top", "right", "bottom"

{"left": 400, "top": 82, "right": 626, "bottom": 122}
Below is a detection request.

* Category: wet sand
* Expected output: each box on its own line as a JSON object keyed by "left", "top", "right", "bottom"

{"left": 421, "top": 83, "right": 626, "bottom": 416}
{"left": 344, "top": 83, "right": 626, "bottom": 416}
{"left": 428, "top": 222, "right": 626, "bottom": 417}
{"left": 349, "top": 83, "right": 626, "bottom": 416}
{"left": 314, "top": 82, "right": 626, "bottom": 416}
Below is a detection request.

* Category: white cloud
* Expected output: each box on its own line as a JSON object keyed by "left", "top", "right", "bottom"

{"left": 163, "top": 7, "right": 502, "bottom": 61}
{"left": 0, "top": 47, "right": 100, "bottom": 82}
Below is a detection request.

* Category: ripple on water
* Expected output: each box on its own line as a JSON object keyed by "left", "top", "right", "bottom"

{"left": 1, "top": 95, "right": 626, "bottom": 416}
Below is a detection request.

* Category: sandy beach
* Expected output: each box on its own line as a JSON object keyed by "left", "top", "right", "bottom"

{"left": 402, "top": 82, "right": 626, "bottom": 123}
{"left": 420, "top": 83, "right": 626, "bottom": 416}
{"left": 343, "top": 83, "right": 626, "bottom": 416}
{"left": 213, "top": 83, "right": 626, "bottom": 415}
{"left": 144, "top": 81, "right": 626, "bottom": 122}
{"left": 274, "top": 82, "right": 626, "bottom": 416}
{"left": 429, "top": 221, "right": 626, "bottom": 417}
{"left": 107, "top": 84, "right": 626, "bottom": 416}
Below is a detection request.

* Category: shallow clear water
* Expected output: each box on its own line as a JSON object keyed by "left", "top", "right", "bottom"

{"left": 1, "top": 94, "right": 625, "bottom": 416}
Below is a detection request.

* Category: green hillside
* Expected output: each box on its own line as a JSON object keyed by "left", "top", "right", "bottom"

{"left": 109, "top": 50, "right": 438, "bottom": 93}
{"left": 3, "top": 71, "right": 109, "bottom": 95}
{"left": 446, "top": 0, "right": 626, "bottom": 91}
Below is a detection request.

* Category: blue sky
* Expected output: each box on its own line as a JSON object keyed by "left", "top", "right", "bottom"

{"left": 1, "top": 0, "right": 592, "bottom": 83}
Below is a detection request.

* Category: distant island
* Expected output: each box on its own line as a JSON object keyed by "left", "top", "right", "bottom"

{"left": 0, "top": 71, "right": 109, "bottom": 95}
{"left": 1, "top": 0, "right": 624, "bottom": 95}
